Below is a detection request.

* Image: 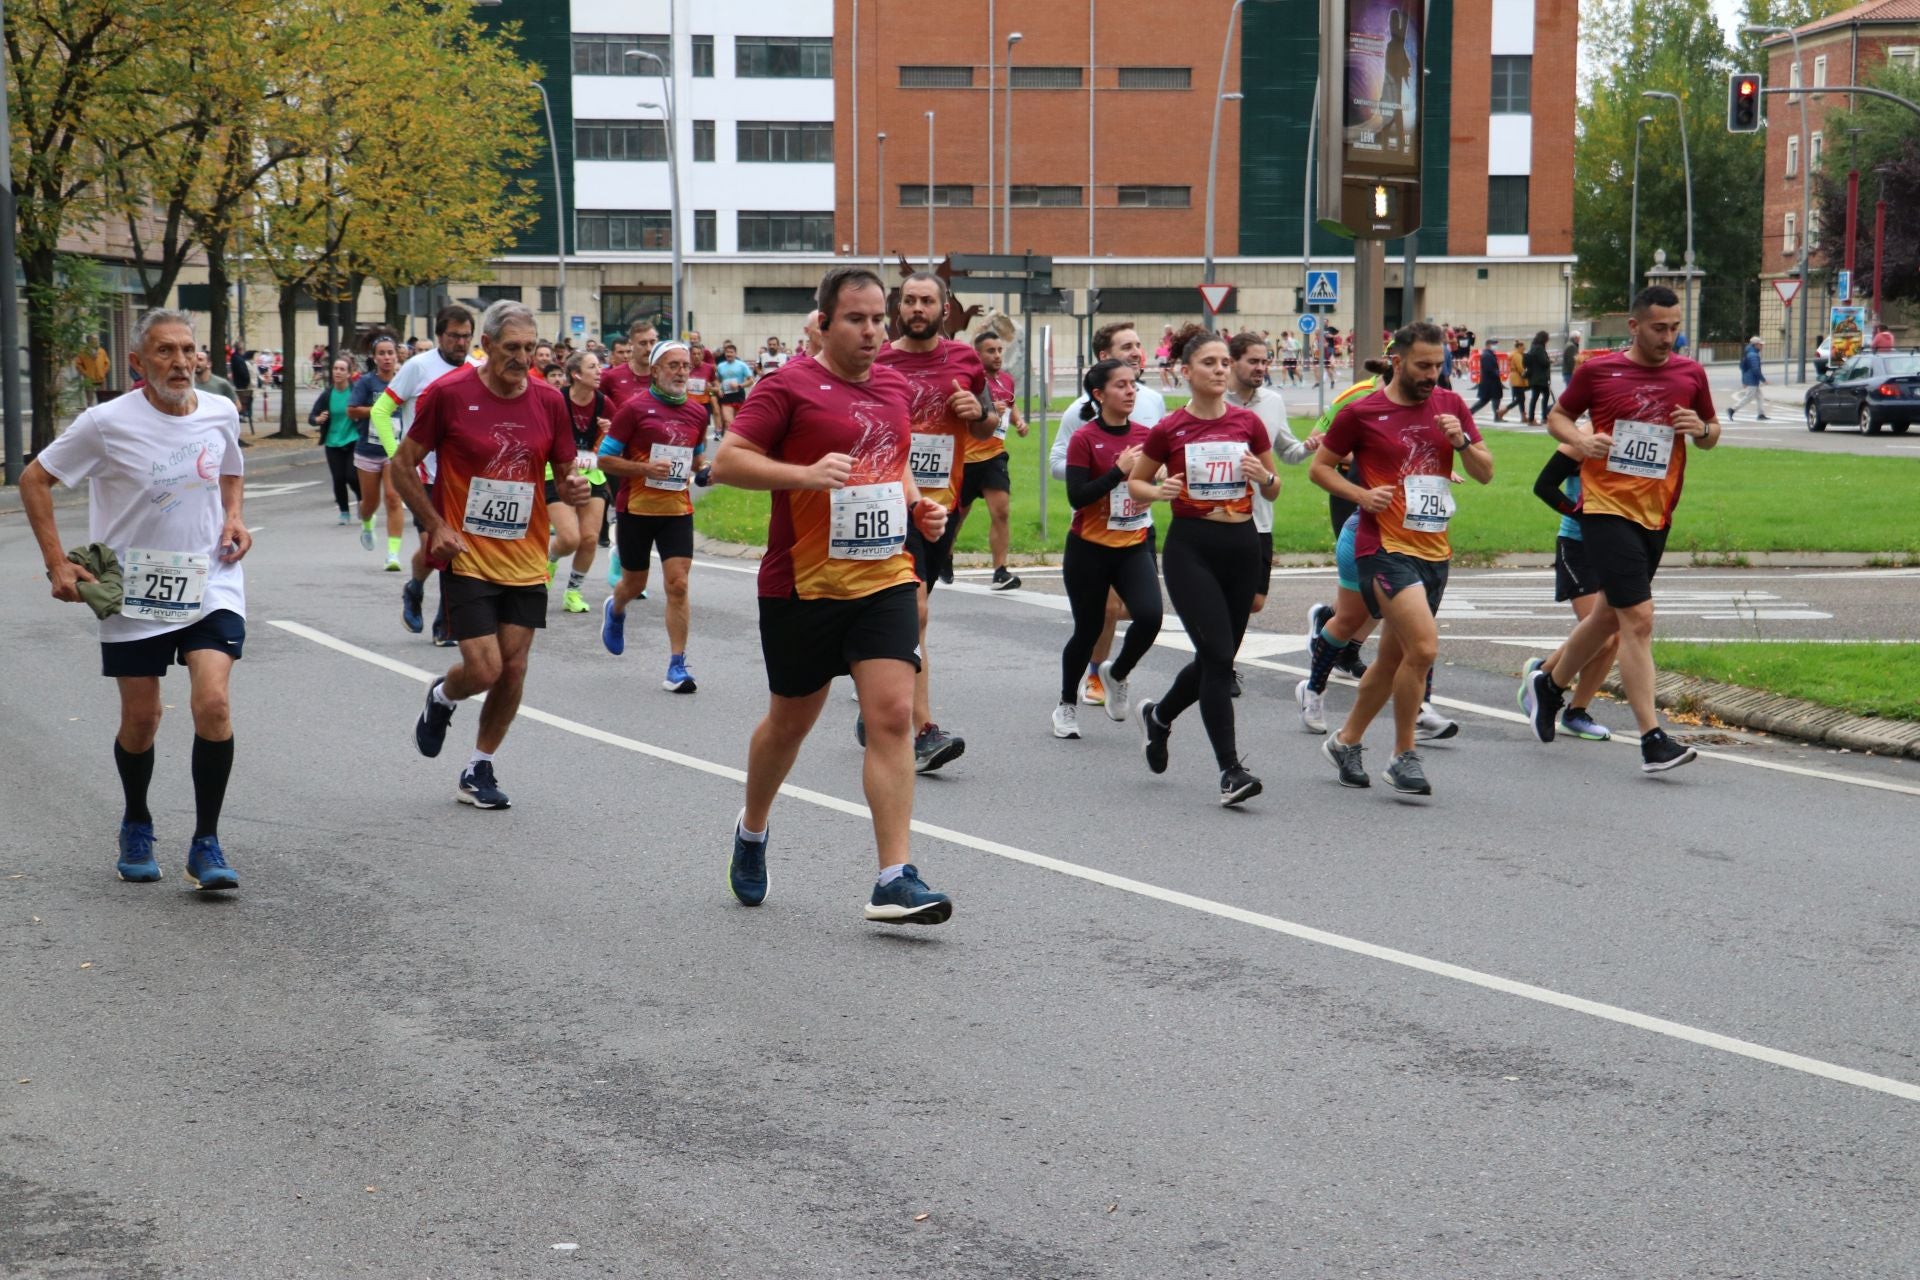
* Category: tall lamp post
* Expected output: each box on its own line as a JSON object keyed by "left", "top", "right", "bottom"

{"left": 627, "top": 48, "right": 682, "bottom": 338}
{"left": 532, "top": 81, "right": 567, "bottom": 342}
{"left": 1641, "top": 91, "right": 1694, "bottom": 347}
{"left": 925, "top": 111, "right": 936, "bottom": 267}
{"left": 1002, "top": 32, "right": 1022, "bottom": 262}
{"left": 1, "top": 1, "right": 22, "bottom": 483}
{"left": 876, "top": 132, "right": 888, "bottom": 271}
{"left": 1744, "top": 22, "right": 1813, "bottom": 381}
{"left": 1204, "top": 0, "right": 1274, "bottom": 329}
{"left": 1629, "top": 113, "right": 1653, "bottom": 305}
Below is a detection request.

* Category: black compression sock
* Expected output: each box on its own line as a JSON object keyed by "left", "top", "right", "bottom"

{"left": 191, "top": 735, "right": 234, "bottom": 840}
{"left": 114, "top": 741, "right": 154, "bottom": 826}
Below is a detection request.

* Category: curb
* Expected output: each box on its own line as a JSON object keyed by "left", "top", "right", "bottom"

{"left": 1605, "top": 669, "right": 1920, "bottom": 760}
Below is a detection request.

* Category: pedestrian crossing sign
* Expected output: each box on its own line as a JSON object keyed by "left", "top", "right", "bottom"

{"left": 1306, "top": 270, "right": 1340, "bottom": 306}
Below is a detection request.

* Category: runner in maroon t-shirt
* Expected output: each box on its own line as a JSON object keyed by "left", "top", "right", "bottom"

{"left": 709, "top": 265, "right": 955, "bottom": 926}
{"left": 950, "top": 328, "right": 1028, "bottom": 591}
{"left": 598, "top": 318, "right": 657, "bottom": 408}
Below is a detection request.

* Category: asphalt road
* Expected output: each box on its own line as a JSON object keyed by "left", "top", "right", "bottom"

{"left": 5, "top": 454, "right": 1919, "bottom": 1278}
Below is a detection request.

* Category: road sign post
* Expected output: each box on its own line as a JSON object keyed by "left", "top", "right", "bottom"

{"left": 1198, "top": 283, "right": 1234, "bottom": 326}
{"left": 1306, "top": 269, "right": 1340, "bottom": 308}
{"left": 1773, "top": 278, "right": 1801, "bottom": 386}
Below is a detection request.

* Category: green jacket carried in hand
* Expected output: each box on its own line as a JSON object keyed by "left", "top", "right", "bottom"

{"left": 62, "top": 542, "right": 123, "bottom": 619}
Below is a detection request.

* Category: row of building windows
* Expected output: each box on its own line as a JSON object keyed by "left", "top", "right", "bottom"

{"left": 1780, "top": 209, "right": 1822, "bottom": 255}
{"left": 577, "top": 119, "right": 831, "bottom": 164}
{"left": 1783, "top": 131, "right": 1828, "bottom": 178}
{"left": 573, "top": 34, "right": 830, "bottom": 79}
{"left": 577, "top": 210, "right": 832, "bottom": 253}
{"left": 900, "top": 65, "right": 1195, "bottom": 90}
{"left": 897, "top": 184, "right": 1192, "bottom": 207}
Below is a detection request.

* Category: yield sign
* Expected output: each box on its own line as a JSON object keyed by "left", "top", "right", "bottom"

{"left": 1198, "top": 283, "right": 1234, "bottom": 312}
{"left": 1773, "top": 278, "right": 1802, "bottom": 308}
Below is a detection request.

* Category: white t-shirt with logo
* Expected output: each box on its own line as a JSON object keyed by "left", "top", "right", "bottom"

{"left": 387, "top": 347, "right": 465, "bottom": 483}
{"left": 37, "top": 390, "right": 246, "bottom": 643}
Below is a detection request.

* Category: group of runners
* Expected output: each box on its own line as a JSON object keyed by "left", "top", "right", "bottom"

{"left": 24, "top": 275, "right": 1716, "bottom": 922}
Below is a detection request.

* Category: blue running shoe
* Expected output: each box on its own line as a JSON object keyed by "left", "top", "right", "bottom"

{"left": 184, "top": 835, "right": 237, "bottom": 891}
{"left": 115, "top": 821, "right": 161, "bottom": 883}
{"left": 457, "top": 761, "right": 511, "bottom": 809}
{"left": 663, "top": 654, "right": 696, "bottom": 693}
{"left": 1518, "top": 657, "right": 1544, "bottom": 710}
{"left": 729, "top": 810, "right": 768, "bottom": 906}
{"left": 416, "top": 680, "right": 455, "bottom": 758}
{"left": 401, "top": 578, "right": 425, "bottom": 633}
{"left": 606, "top": 550, "right": 622, "bottom": 589}
{"left": 358, "top": 524, "right": 374, "bottom": 552}
{"left": 1561, "top": 707, "right": 1613, "bottom": 741}
{"left": 863, "top": 864, "right": 952, "bottom": 925}
{"left": 601, "top": 595, "right": 626, "bottom": 656}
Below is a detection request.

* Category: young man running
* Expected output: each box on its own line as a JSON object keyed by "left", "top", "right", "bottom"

{"left": 1522, "top": 285, "right": 1719, "bottom": 772}
{"left": 21, "top": 309, "right": 250, "bottom": 890}
{"left": 1052, "top": 322, "right": 1169, "bottom": 705}
{"left": 597, "top": 340, "right": 707, "bottom": 692}
{"left": 709, "top": 265, "right": 954, "bottom": 925}
{"left": 392, "top": 302, "right": 586, "bottom": 809}
{"left": 372, "top": 304, "right": 475, "bottom": 645}
{"left": 867, "top": 271, "right": 991, "bottom": 772}
{"left": 1313, "top": 322, "right": 1493, "bottom": 796}
{"left": 599, "top": 319, "right": 657, "bottom": 408}
{"left": 949, "top": 329, "right": 1028, "bottom": 590}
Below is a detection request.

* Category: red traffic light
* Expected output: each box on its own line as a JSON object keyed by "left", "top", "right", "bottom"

{"left": 1740, "top": 81, "right": 1755, "bottom": 95}
{"left": 1728, "top": 73, "right": 1763, "bottom": 132}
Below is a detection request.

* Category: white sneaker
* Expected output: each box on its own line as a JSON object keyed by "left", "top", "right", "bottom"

{"left": 1415, "top": 703, "right": 1460, "bottom": 742}
{"left": 1295, "top": 680, "right": 1327, "bottom": 734}
{"left": 1051, "top": 703, "right": 1081, "bottom": 739}
{"left": 1097, "top": 660, "right": 1130, "bottom": 722}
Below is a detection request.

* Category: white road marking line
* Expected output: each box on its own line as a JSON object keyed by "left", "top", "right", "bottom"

{"left": 243, "top": 481, "right": 321, "bottom": 499}
{"left": 271, "top": 616, "right": 1920, "bottom": 1104}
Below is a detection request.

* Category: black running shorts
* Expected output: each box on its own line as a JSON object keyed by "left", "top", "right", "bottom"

{"left": 758, "top": 582, "right": 922, "bottom": 698}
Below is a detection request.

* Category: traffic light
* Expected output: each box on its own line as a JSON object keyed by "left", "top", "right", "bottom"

{"left": 1728, "top": 73, "right": 1762, "bottom": 132}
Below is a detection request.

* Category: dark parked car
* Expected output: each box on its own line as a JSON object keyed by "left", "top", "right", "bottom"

{"left": 1804, "top": 351, "right": 1920, "bottom": 434}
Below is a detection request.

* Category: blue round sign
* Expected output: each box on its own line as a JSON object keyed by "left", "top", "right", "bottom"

{"left": 1298, "top": 314, "right": 1319, "bottom": 334}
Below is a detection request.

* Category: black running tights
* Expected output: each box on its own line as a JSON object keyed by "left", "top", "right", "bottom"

{"left": 1156, "top": 518, "right": 1262, "bottom": 769}
{"left": 324, "top": 445, "right": 357, "bottom": 513}
{"left": 1060, "top": 534, "right": 1163, "bottom": 704}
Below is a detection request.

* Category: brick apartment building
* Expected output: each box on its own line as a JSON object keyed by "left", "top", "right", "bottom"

{"left": 1756, "top": 0, "right": 1920, "bottom": 347}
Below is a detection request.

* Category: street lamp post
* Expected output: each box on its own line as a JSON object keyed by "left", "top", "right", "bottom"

{"left": 0, "top": 0, "right": 23, "bottom": 482}
{"left": 925, "top": 110, "right": 936, "bottom": 268}
{"left": 1642, "top": 91, "right": 1694, "bottom": 348}
{"left": 1204, "top": 0, "right": 1259, "bottom": 331}
{"left": 627, "top": 49, "right": 682, "bottom": 338}
{"left": 1002, "top": 32, "right": 1022, "bottom": 265}
{"left": 1744, "top": 22, "right": 1813, "bottom": 382}
{"left": 532, "top": 81, "right": 567, "bottom": 342}
{"left": 876, "top": 132, "right": 887, "bottom": 272}
{"left": 1630, "top": 113, "right": 1653, "bottom": 305}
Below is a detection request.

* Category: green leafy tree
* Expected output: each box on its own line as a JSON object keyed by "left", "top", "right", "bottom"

{"left": 1810, "top": 61, "right": 1920, "bottom": 309}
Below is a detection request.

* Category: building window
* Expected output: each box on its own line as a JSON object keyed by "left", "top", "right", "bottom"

{"left": 1116, "top": 66, "right": 1191, "bottom": 90}
{"left": 1010, "top": 184, "right": 1083, "bottom": 207}
{"left": 538, "top": 285, "right": 559, "bottom": 312}
{"left": 736, "top": 36, "right": 832, "bottom": 79}
{"left": 1810, "top": 131, "right": 1823, "bottom": 169}
{"left": 1786, "top": 135, "right": 1799, "bottom": 177}
{"left": 1891, "top": 46, "right": 1920, "bottom": 70}
{"left": 695, "top": 210, "right": 715, "bottom": 253}
{"left": 1782, "top": 212, "right": 1797, "bottom": 255}
{"left": 1813, "top": 54, "right": 1827, "bottom": 87}
{"left": 577, "top": 118, "right": 668, "bottom": 162}
{"left": 1096, "top": 286, "right": 1235, "bottom": 315}
{"left": 692, "top": 120, "right": 715, "bottom": 162}
{"left": 1788, "top": 60, "right": 1801, "bottom": 99}
{"left": 1487, "top": 176, "right": 1529, "bottom": 235}
{"left": 900, "top": 65, "right": 974, "bottom": 88}
{"left": 744, "top": 286, "right": 819, "bottom": 314}
{"left": 1490, "top": 56, "right": 1531, "bottom": 113}
{"left": 737, "top": 211, "right": 835, "bottom": 252}
{"left": 900, "top": 185, "right": 974, "bottom": 206}
{"left": 477, "top": 285, "right": 522, "bottom": 304}
{"left": 737, "top": 120, "right": 835, "bottom": 163}
{"left": 692, "top": 35, "right": 714, "bottom": 77}
{"left": 1010, "top": 66, "right": 1083, "bottom": 89}
{"left": 1115, "top": 185, "right": 1191, "bottom": 208}
{"left": 577, "top": 210, "right": 673, "bottom": 252}
{"left": 572, "top": 34, "right": 670, "bottom": 76}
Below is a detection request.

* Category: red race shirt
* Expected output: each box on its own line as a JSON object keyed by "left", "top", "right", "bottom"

{"left": 1140, "top": 406, "right": 1272, "bottom": 520}
{"left": 967, "top": 369, "right": 1018, "bottom": 464}
{"left": 1322, "top": 386, "right": 1479, "bottom": 561}
{"left": 727, "top": 359, "right": 919, "bottom": 601}
{"left": 1066, "top": 419, "right": 1154, "bottom": 548}
{"left": 599, "top": 362, "right": 651, "bottom": 408}
{"left": 1556, "top": 351, "right": 1713, "bottom": 531}
{"left": 685, "top": 359, "right": 718, "bottom": 405}
{"left": 408, "top": 365, "right": 576, "bottom": 586}
{"left": 605, "top": 390, "right": 709, "bottom": 517}
{"left": 875, "top": 339, "right": 987, "bottom": 511}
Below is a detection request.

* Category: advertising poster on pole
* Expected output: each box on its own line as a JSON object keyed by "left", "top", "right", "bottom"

{"left": 1829, "top": 306, "right": 1868, "bottom": 363}
{"left": 1343, "top": 0, "right": 1422, "bottom": 171}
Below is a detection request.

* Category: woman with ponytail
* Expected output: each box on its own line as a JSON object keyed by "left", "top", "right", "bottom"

{"left": 1127, "top": 324, "right": 1279, "bottom": 807}
{"left": 1051, "top": 360, "right": 1174, "bottom": 742}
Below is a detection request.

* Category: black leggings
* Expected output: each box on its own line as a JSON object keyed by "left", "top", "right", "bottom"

{"left": 1060, "top": 534, "right": 1163, "bottom": 704}
{"left": 1155, "top": 518, "right": 1263, "bottom": 770}
{"left": 1527, "top": 385, "right": 1553, "bottom": 420}
{"left": 324, "top": 445, "right": 356, "bottom": 513}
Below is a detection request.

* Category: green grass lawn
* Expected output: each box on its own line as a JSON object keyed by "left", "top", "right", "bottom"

{"left": 1652, "top": 642, "right": 1920, "bottom": 721}
{"left": 693, "top": 421, "right": 1920, "bottom": 559}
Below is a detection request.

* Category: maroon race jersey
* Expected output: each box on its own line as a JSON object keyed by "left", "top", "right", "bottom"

{"left": 1140, "top": 406, "right": 1272, "bottom": 520}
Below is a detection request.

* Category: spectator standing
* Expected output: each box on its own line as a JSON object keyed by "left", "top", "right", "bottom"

{"left": 1523, "top": 331, "right": 1555, "bottom": 423}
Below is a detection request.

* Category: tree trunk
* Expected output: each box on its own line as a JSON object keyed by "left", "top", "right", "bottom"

{"left": 276, "top": 284, "right": 304, "bottom": 439}
{"left": 205, "top": 229, "right": 232, "bottom": 363}
{"left": 383, "top": 281, "right": 403, "bottom": 333}
{"left": 343, "top": 270, "right": 366, "bottom": 343}
{"left": 25, "top": 246, "right": 61, "bottom": 453}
